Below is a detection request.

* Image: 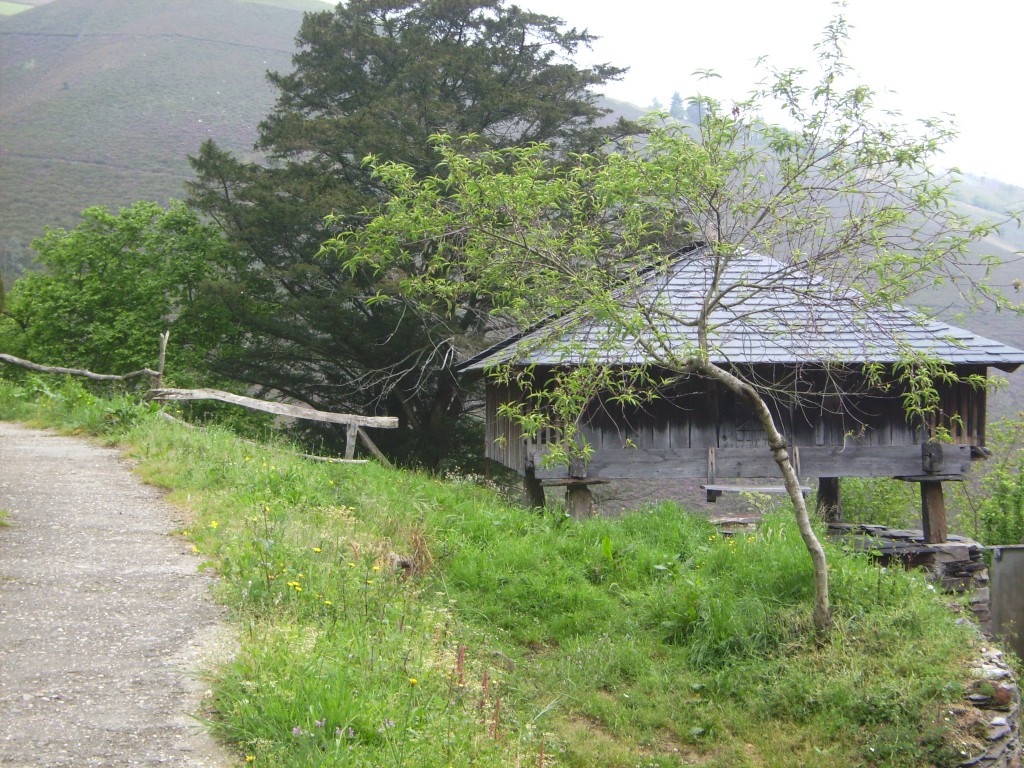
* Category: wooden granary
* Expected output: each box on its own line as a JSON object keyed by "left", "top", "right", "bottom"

{"left": 458, "top": 249, "right": 1024, "bottom": 541}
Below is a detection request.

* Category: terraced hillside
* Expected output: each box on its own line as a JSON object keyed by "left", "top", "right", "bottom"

{"left": 0, "top": 0, "right": 323, "bottom": 268}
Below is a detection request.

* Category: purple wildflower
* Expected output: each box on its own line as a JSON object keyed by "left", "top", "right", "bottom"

{"left": 377, "top": 718, "right": 395, "bottom": 733}
{"left": 315, "top": 718, "right": 326, "bottom": 728}
{"left": 292, "top": 726, "right": 304, "bottom": 737}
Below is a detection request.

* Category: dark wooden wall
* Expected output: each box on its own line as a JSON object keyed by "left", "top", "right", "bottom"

{"left": 484, "top": 365, "right": 987, "bottom": 480}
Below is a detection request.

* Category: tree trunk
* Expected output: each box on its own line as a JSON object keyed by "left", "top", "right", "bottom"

{"left": 703, "top": 363, "right": 832, "bottom": 632}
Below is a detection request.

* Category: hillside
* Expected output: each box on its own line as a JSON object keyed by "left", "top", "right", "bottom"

{"left": 922, "top": 179, "right": 1024, "bottom": 415}
{"left": 0, "top": 0, "right": 323, "bottom": 275}
{"left": 0, "top": 0, "right": 641, "bottom": 282}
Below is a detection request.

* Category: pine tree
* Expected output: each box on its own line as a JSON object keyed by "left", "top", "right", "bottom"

{"left": 188, "top": 0, "right": 634, "bottom": 466}
{"left": 670, "top": 91, "right": 685, "bottom": 120}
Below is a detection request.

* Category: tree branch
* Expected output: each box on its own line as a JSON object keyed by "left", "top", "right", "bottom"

{"left": 0, "top": 353, "right": 160, "bottom": 383}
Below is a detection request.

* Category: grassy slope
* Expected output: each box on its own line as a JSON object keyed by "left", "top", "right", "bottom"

{"left": 0, "top": 0, "right": 631, "bottom": 258}
{"left": 0, "top": 0, "right": 311, "bottom": 244}
{"left": 0, "top": 380, "right": 997, "bottom": 768}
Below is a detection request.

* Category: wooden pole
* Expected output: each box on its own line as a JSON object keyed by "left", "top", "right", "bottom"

{"left": 344, "top": 423, "right": 358, "bottom": 460}
{"left": 920, "top": 481, "right": 948, "bottom": 544}
{"left": 566, "top": 485, "right": 594, "bottom": 520}
{"left": 153, "top": 330, "right": 170, "bottom": 389}
{"left": 0, "top": 353, "right": 159, "bottom": 382}
{"left": 815, "top": 477, "right": 841, "bottom": 522}
{"left": 356, "top": 427, "right": 393, "bottom": 468}
{"left": 147, "top": 388, "right": 398, "bottom": 428}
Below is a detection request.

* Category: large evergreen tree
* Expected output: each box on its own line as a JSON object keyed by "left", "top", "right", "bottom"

{"left": 669, "top": 91, "right": 685, "bottom": 120}
{"left": 188, "top": 0, "right": 632, "bottom": 466}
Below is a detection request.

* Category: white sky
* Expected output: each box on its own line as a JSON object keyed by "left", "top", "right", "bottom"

{"left": 518, "top": 0, "right": 1024, "bottom": 186}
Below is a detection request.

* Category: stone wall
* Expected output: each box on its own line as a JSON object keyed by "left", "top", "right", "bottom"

{"left": 962, "top": 647, "right": 1020, "bottom": 768}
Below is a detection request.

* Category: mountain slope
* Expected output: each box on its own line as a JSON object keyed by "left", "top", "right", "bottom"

{"left": 0, "top": 0, "right": 322, "bottom": 269}
{"left": 0, "top": 0, "right": 640, "bottom": 279}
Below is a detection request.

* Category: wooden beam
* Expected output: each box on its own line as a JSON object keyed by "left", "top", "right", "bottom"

{"left": 344, "top": 423, "right": 358, "bottom": 460}
{"left": 531, "top": 445, "right": 972, "bottom": 481}
{"left": 921, "top": 442, "right": 943, "bottom": 474}
{"left": 920, "top": 481, "right": 948, "bottom": 544}
{"left": 154, "top": 330, "right": 169, "bottom": 389}
{"left": 801, "top": 445, "right": 970, "bottom": 478}
{"left": 356, "top": 427, "right": 393, "bottom": 468}
{"left": 147, "top": 388, "right": 399, "bottom": 429}
{"left": 532, "top": 447, "right": 709, "bottom": 480}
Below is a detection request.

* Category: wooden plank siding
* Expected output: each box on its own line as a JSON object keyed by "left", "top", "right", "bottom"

{"left": 484, "top": 364, "right": 989, "bottom": 479}
{"left": 531, "top": 444, "right": 972, "bottom": 481}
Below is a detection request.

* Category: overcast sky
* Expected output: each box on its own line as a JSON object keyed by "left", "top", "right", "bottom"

{"left": 517, "top": 0, "right": 1023, "bottom": 186}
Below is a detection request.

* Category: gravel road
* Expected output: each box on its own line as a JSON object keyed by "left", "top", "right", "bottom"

{"left": 0, "top": 422, "right": 233, "bottom": 767}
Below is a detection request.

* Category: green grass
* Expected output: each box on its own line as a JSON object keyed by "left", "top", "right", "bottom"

{"left": 836, "top": 477, "right": 921, "bottom": 529}
{"left": 0, "top": 378, "right": 995, "bottom": 767}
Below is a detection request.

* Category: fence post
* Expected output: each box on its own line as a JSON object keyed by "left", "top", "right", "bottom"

{"left": 345, "top": 423, "right": 358, "bottom": 460}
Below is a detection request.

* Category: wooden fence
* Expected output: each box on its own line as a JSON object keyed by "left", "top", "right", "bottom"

{"left": 0, "top": 342, "right": 397, "bottom": 465}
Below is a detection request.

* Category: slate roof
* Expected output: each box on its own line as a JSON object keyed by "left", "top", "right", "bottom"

{"left": 459, "top": 247, "right": 1024, "bottom": 373}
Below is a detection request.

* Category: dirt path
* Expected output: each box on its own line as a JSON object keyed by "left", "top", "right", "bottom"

{"left": 0, "top": 423, "right": 233, "bottom": 767}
